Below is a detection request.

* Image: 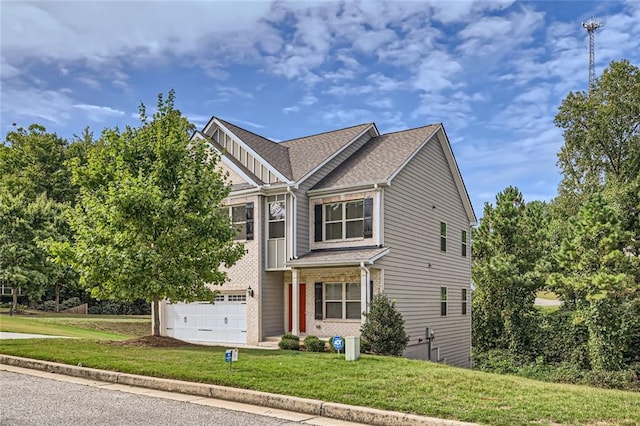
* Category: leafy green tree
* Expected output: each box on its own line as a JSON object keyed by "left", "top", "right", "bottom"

{"left": 472, "top": 187, "right": 550, "bottom": 356}
{"left": 360, "top": 293, "right": 409, "bottom": 356}
{"left": 56, "top": 90, "right": 245, "bottom": 335}
{"left": 0, "top": 124, "right": 75, "bottom": 203}
{"left": 555, "top": 59, "right": 640, "bottom": 200}
{"left": 0, "top": 190, "right": 62, "bottom": 313}
{"left": 548, "top": 194, "right": 640, "bottom": 370}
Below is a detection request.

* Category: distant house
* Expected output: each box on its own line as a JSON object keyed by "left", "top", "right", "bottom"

{"left": 160, "top": 118, "right": 476, "bottom": 367}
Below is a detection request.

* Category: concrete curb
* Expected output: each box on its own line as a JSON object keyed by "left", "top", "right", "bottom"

{"left": 0, "top": 355, "right": 476, "bottom": 426}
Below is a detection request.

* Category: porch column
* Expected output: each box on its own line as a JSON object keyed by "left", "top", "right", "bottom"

{"left": 292, "top": 268, "right": 300, "bottom": 335}
{"left": 360, "top": 264, "right": 369, "bottom": 325}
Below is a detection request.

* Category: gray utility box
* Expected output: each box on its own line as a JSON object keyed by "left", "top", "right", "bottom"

{"left": 345, "top": 336, "right": 360, "bottom": 361}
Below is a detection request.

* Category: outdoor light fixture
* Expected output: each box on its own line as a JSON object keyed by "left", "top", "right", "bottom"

{"left": 247, "top": 286, "right": 254, "bottom": 298}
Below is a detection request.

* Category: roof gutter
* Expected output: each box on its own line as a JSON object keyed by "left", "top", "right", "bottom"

{"left": 307, "top": 182, "right": 387, "bottom": 197}
{"left": 287, "top": 186, "right": 298, "bottom": 260}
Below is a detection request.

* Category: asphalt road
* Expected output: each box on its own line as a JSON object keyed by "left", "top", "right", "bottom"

{"left": 0, "top": 370, "right": 355, "bottom": 426}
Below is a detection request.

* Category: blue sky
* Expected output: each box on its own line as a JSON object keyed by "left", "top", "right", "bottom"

{"left": 2, "top": 1, "right": 639, "bottom": 216}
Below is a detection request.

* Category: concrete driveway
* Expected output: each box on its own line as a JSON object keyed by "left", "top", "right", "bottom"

{"left": 0, "top": 332, "right": 72, "bottom": 339}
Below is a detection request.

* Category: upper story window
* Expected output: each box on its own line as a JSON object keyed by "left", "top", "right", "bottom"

{"left": 267, "top": 194, "right": 286, "bottom": 269}
{"left": 221, "top": 203, "right": 254, "bottom": 240}
{"left": 268, "top": 195, "right": 285, "bottom": 239}
{"left": 440, "top": 286, "right": 448, "bottom": 316}
{"left": 314, "top": 198, "right": 373, "bottom": 242}
{"left": 440, "top": 222, "right": 447, "bottom": 252}
{"left": 461, "top": 230, "right": 468, "bottom": 257}
{"left": 461, "top": 288, "right": 468, "bottom": 315}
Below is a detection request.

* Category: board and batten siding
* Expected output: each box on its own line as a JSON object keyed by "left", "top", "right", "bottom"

{"left": 378, "top": 132, "right": 472, "bottom": 368}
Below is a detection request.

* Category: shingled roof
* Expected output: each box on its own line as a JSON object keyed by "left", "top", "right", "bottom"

{"left": 312, "top": 124, "right": 440, "bottom": 190}
{"left": 279, "top": 123, "right": 374, "bottom": 181}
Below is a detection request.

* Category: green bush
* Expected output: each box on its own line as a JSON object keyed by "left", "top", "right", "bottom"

{"left": 88, "top": 300, "right": 151, "bottom": 315}
{"left": 278, "top": 334, "right": 300, "bottom": 350}
{"left": 304, "top": 336, "right": 326, "bottom": 352}
{"left": 60, "top": 297, "right": 82, "bottom": 311}
{"left": 360, "top": 293, "right": 409, "bottom": 356}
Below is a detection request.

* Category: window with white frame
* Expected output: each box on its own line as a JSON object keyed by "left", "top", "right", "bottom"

{"left": 461, "top": 288, "right": 468, "bottom": 315}
{"left": 461, "top": 230, "right": 468, "bottom": 257}
{"left": 324, "top": 282, "right": 361, "bottom": 319}
{"left": 440, "top": 286, "right": 448, "bottom": 316}
{"left": 325, "top": 200, "right": 364, "bottom": 240}
{"left": 221, "top": 204, "right": 250, "bottom": 240}
{"left": 267, "top": 194, "right": 285, "bottom": 269}
{"left": 440, "top": 222, "right": 447, "bottom": 252}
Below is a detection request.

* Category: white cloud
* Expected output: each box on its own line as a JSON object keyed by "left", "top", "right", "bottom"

{"left": 283, "top": 106, "right": 300, "bottom": 114}
{"left": 2, "top": 87, "right": 73, "bottom": 126}
{"left": 73, "top": 104, "right": 125, "bottom": 122}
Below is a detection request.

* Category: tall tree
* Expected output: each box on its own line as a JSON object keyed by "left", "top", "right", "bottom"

{"left": 0, "top": 190, "right": 61, "bottom": 313}
{"left": 554, "top": 59, "right": 640, "bottom": 201}
{"left": 472, "top": 187, "right": 550, "bottom": 356}
{"left": 548, "top": 194, "right": 640, "bottom": 370}
{"left": 0, "top": 124, "right": 75, "bottom": 203}
{"left": 57, "top": 91, "right": 245, "bottom": 335}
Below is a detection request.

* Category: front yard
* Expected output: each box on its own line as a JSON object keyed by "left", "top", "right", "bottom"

{"left": 0, "top": 323, "right": 638, "bottom": 426}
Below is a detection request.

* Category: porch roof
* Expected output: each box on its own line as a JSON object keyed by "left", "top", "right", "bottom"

{"left": 286, "top": 246, "right": 390, "bottom": 268}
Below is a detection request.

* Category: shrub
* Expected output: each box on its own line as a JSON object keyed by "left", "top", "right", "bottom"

{"left": 360, "top": 293, "right": 409, "bottom": 356}
{"left": 88, "top": 300, "right": 151, "bottom": 315}
{"left": 278, "top": 334, "right": 300, "bottom": 350}
{"left": 60, "top": 297, "right": 82, "bottom": 311}
{"left": 304, "top": 336, "right": 326, "bottom": 352}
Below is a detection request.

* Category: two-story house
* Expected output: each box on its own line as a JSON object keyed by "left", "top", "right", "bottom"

{"left": 160, "top": 117, "right": 476, "bottom": 367}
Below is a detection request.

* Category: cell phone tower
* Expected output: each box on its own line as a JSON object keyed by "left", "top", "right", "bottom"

{"left": 582, "top": 18, "right": 603, "bottom": 90}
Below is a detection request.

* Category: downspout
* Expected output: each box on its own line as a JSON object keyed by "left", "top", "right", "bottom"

{"left": 287, "top": 186, "right": 298, "bottom": 259}
{"left": 359, "top": 262, "right": 371, "bottom": 314}
{"left": 374, "top": 183, "right": 382, "bottom": 247}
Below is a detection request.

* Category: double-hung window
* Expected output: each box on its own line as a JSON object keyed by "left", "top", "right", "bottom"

{"left": 221, "top": 204, "right": 253, "bottom": 240}
{"left": 267, "top": 194, "right": 285, "bottom": 269}
{"left": 461, "top": 230, "right": 468, "bottom": 257}
{"left": 440, "top": 286, "right": 448, "bottom": 316}
{"left": 461, "top": 289, "right": 468, "bottom": 315}
{"left": 325, "top": 200, "right": 364, "bottom": 240}
{"left": 324, "top": 282, "right": 361, "bottom": 319}
{"left": 440, "top": 222, "right": 447, "bottom": 252}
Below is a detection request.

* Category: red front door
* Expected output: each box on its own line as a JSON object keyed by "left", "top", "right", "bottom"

{"left": 288, "top": 283, "right": 306, "bottom": 333}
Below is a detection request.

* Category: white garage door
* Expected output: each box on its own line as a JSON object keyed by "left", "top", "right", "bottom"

{"left": 165, "top": 294, "right": 247, "bottom": 344}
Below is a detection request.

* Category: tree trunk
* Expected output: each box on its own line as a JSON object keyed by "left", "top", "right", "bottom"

{"left": 55, "top": 284, "right": 60, "bottom": 313}
{"left": 10, "top": 287, "right": 18, "bottom": 316}
{"left": 152, "top": 297, "right": 160, "bottom": 336}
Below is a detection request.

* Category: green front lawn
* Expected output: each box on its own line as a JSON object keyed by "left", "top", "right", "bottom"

{"left": 0, "top": 314, "right": 149, "bottom": 340}
{"left": 1, "top": 338, "right": 638, "bottom": 426}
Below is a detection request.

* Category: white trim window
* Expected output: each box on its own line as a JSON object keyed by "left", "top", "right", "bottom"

{"left": 324, "top": 282, "right": 361, "bottom": 320}
{"left": 221, "top": 204, "right": 249, "bottom": 240}
{"left": 461, "top": 230, "right": 468, "bottom": 257}
{"left": 440, "top": 286, "right": 448, "bottom": 316}
{"left": 325, "top": 200, "right": 363, "bottom": 240}
{"left": 461, "top": 289, "right": 468, "bottom": 315}
{"left": 267, "top": 194, "right": 286, "bottom": 269}
{"left": 440, "top": 222, "right": 447, "bottom": 252}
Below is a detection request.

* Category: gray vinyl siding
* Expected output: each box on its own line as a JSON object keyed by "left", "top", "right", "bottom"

{"left": 294, "top": 190, "right": 310, "bottom": 256}
{"left": 261, "top": 270, "right": 285, "bottom": 337}
{"left": 299, "top": 132, "right": 372, "bottom": 190}
{"left": 378, "top": 134, "right": 472, "bottom": 368}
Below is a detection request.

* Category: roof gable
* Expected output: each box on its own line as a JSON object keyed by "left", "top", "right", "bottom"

{"left": 312, "top": 124, "right": 477, "bottom": 225}
{"left": 312, "top": 124, "right": 439, "bottom": 189}
{"left": 280, "top": 123, "right": 375, "bottom": 181}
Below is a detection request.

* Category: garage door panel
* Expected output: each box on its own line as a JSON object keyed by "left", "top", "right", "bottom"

{"left": 165, "top": 300, "right": 246, "bottom": 344}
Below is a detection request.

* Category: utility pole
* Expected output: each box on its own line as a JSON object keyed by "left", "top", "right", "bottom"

{"left": 582, "top": 18, "right": 603, "bottom": 90}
